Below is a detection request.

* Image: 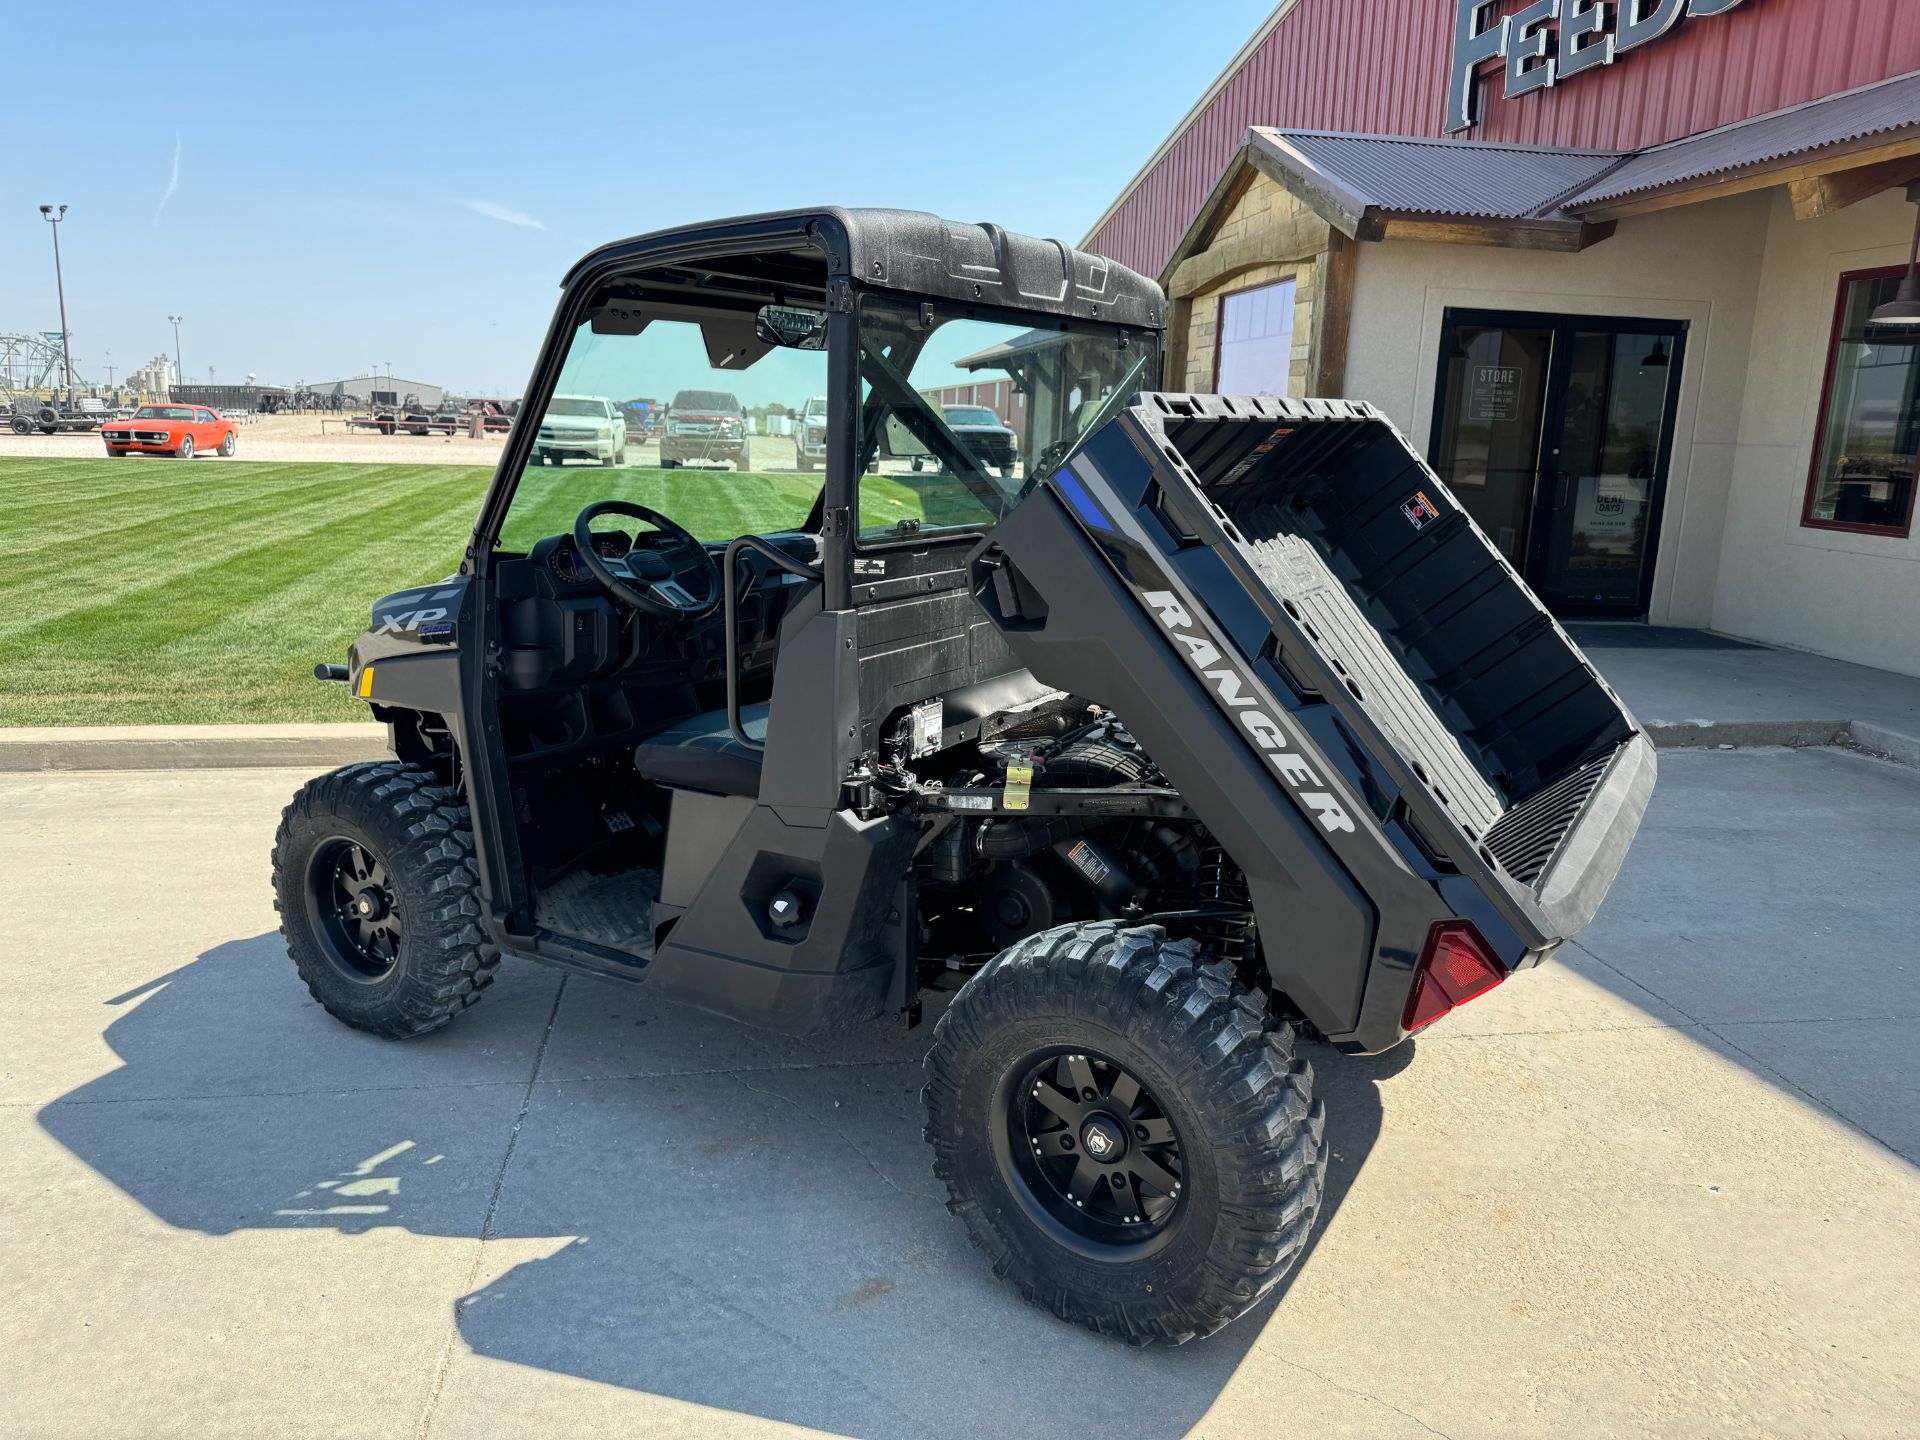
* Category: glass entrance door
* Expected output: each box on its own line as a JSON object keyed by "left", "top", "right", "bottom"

{"left": 1430, "top": 311, "right": 1687, "bottom": 619}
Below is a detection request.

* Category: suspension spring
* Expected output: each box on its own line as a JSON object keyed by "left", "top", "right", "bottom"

{"left": 1195, "top": 843, "right": 1256, "bottom": 967}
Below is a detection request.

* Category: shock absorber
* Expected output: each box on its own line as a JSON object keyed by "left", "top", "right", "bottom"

{"left": 1195, "top": 842, "right": 1256, "bottom": 967}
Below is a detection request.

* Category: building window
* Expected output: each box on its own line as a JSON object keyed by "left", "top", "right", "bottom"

{"left": 1214, "top": 278, "right": 1296, "bottom": 397}
{"left": 1803, "top": 266, "right": 1920, "bottom": 537}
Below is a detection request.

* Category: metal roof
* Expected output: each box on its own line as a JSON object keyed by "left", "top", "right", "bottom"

{"left": 1249, "top": 128, "right": 1624, "bottom": 222}
{"left": 1562, "top": 70, "right": 1920, "bottom": 207}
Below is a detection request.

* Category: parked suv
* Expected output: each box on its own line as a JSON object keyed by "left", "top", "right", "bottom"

{"left": 533, "top": 394, "right": 627, "bottom": 466}
{"left": 660, "top": 388, "right": 748, "bottom": 469}
{"left": 795, "top": 394, "right": 827, "bottom": 471}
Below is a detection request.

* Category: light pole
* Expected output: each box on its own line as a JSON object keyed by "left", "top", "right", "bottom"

{"left": 38, "top": 204, "right": 74, "bottom": 403}
{"left": 167, "top": 315, "right": 183, "bottom": 391}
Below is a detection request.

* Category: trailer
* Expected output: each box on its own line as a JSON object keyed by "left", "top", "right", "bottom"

{"left": 7, "top": 399, "right": 105, "bottom": 435}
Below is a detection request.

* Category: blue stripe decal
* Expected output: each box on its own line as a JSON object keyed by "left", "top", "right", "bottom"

{"left": 1052, "top": 469, "right": 1113, "bottom": 532}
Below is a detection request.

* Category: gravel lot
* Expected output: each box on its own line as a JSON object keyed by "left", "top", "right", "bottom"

{"left": 0, "top": 415, "right": 819, "bottom": 470}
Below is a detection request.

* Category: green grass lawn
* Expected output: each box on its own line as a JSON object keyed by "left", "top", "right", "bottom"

{"left": 0, "top": 457, "right": 961, "bottom": 726}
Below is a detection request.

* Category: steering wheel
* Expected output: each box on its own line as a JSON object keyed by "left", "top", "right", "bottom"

{"left": 571, "top": 500, "right": 723, "bottom": 618}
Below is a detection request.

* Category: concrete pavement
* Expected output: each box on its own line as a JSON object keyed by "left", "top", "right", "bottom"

{"left": 3, "top": 753, "right": 1917, "bottom": 1438}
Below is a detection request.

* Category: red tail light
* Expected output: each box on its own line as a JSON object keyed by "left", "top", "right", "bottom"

{"left": 1402, "top": 922, "right": 1506, "bottom": 1032}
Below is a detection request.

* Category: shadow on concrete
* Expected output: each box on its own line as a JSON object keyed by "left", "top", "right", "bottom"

{"left": 1559, "top": 745, "right": 1920, "bottom": 1167}
{"left": 39, "top": 933, "right": 1404, "bottom": 1439}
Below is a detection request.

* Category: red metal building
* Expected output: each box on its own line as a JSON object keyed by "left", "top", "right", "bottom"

{"left": 1088, "top": 0, "right": 1920, "bottom": 280}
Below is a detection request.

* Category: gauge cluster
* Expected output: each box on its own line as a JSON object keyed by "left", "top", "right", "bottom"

{"left": 545, "top": 531, "right": 633, "bottom": 585}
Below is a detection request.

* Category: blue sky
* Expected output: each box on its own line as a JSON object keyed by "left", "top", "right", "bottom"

{"left": 0, "top": 0, "right": 1273, "bottom": 398}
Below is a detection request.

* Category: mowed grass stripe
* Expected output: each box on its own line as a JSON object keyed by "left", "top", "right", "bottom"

{"left": 0, "top": 462, "right": 490, "bottom": 605}
{"left": 0, "top": 457, "right": 945, "bottom": 725}
{"left": 0, "top": 466, "right": 485, "bottom": 658}
{"left": 112, "top": 504, "right": 486, "bottom": 723}
{"left": 7, "top": 496, "right": 481, "bottom": 723}
{"left": 0, "top": 456, "right": 249, "bottom": 525}
{"left": 0, "top": 458, "right": 427, "bottom": 554}
{"left": 499, "top": 469, "right": 822, "bottom": 543}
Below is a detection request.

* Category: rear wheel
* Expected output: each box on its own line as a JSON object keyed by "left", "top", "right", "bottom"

{"left": 273, "top": 761, "right": 500, "bottom": 1038}
{"left": 176, "top": 435, "right": 194, "bottom": 460}
{"left": 924, "top": 921, "right": 1326, "bottom": 1344}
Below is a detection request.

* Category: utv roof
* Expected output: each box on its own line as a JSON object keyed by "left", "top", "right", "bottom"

{"left": 561, "top": 207, "right": 1165, "bottom": 328}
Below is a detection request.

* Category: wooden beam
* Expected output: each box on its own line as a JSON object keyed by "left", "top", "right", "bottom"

{"left": 1164, "top": 293, "right": 1195, "bottom": 394}
{"left": 1310, "top": 231, "right": 1359, "bottom": 400}
{"left": 1575, "top": 134, "right": 1920, "bottom": 221}
{"left": 1166, "top": 207, "right": 1332, "bottom": 300}
{"left": 1368, "top": 214, "right": 1613, "bottom": 252}
{"left": 1789, "top": 156, "right": 1920, "bottom": 220}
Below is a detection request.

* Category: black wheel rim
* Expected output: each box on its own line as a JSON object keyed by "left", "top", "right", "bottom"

{"left": 992, "top": 1047, "right": 1186, "bottom": 1260}
{"left": 306, "top": 837, "right": 402, "bottom": 982}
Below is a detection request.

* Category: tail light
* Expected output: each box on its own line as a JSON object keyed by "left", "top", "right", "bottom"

{"left": 1402, "top": 922, "right": 1506, "bottom": 1032}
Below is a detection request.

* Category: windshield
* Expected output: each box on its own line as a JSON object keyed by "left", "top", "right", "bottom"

{"left": 856, "top": 296, "right": 1158, "bottom": 544}
{"left": 134, "top": 406, "right": 194, "bottom": 421}
{"left": 494, "top": 298, "right": 827, "bottom": 554}
{"left": 803, "top": 398, "right": 827, "bottom": 419}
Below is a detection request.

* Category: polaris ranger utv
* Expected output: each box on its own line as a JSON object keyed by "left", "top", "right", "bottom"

{"left": 276, "top": 208, "right": 1654, "bottom": 1343}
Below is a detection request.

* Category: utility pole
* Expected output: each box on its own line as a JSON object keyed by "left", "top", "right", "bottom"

{"left": 167, "top": 315, "right": 183, "bottom": 391}
{"left": 38, "top": 205, "right": 74, "bottom": 403}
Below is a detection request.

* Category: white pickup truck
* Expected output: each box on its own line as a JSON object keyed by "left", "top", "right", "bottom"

{"left": 533, "top": 394, "right": 627, "bottom": 467}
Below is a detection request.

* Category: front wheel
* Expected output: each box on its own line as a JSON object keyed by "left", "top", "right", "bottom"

{"left": 219, "top": 432, "right": 237, "bottom": 457}
{"left": 176, "top": 435, "right": 194, "bottom": 460}
{"left": 273, "top": 761, "right": 500, "bottom": 1038}
{"left": 924, "top": 922, "right": 1326, "bottom": 1345}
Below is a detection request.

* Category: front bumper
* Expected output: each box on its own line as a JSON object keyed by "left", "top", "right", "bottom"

{"left": 536, "top": 431, "right": 613, "bottom": 456}
{"left": 102, "top": 430, "right": 178, "bottom": 451}
{"left": 662, "top": 434, "right": 744, "bottom": 461}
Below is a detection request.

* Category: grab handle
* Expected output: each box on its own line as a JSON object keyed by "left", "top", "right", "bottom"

{"left": 723, "top": 536, "right": 823, "bottom": 751}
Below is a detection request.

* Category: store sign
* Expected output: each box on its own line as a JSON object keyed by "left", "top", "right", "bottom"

{"left": 1468, "top": 364, "right": 1525, "bottom": 422}
{"left": 1447, "top": 0, "right": 1754, "bottom": 133}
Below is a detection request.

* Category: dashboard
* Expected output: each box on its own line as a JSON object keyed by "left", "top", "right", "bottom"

{"left": 494, "top": 528, "right": 820, "bottom": 693}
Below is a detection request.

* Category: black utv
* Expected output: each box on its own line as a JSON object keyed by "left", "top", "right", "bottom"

{"left": 277, "top": 207, "right": 1655, "bottom": 1344}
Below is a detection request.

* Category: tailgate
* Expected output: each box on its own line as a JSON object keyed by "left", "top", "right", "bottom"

{"left": 985, "top": 391, "right": 1653, "bottom": 955}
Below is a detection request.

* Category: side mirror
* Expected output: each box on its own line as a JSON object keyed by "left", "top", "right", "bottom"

{"left": 755, "top": 305, "right": 827, "bottom": 351}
